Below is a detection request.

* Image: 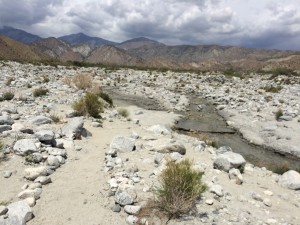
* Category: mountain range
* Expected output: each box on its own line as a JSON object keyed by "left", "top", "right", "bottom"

{"left": 1, "top": 26, "right": 300, "bottom": 71}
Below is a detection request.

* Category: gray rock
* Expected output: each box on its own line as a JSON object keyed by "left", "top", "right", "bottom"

{"left": 25, "top": 153, "right": 43, "bottom": 163}
{"left": 13, "top": 139, "right": 38, "bottom": 156}
{"left": 154, "top": 153, "right": 165, "bottom": 165}
{"left": 0, "top": 115, "right": 14, "bottom": 125}
{"left": 0, "top": 206, "right": 8, "bottom": 216}
{"left": 0, "top": 125, "right": 12, "bottom": 133}
{"left": 213, "top": 151, "right": 246, "bottom": 172}
{"left": 24, "top": 166, "right": 49, "bottom": 180}
{"left": 112, "top": 204, "right": 121, "bottom": 212}
{"left": 115, "top": 191, "right": 135, "bottom": 206}
{"left": 34, "top": 176, "right": 52, "bottom": 185}
{"left": 66, "top": 110, "right": 80, "bottom": 118}
{"left": 278, "top": 170, "right": 300, "bottom": 190}
{"left": 18, "top": 188, "right": 42, "bottom": 200}
{"left": 24, "top": 197, "right": 36, "bottom": 207}
{"left": 91, "top": 122, "right": 102, "bottom": 127}
{"left": 35, "top": 130, "right": 54, "bottom": 143}
{"left": 147, "top": 125, "right": 170, "bottom": 135}
{"left": 6, "top": 200, "right": 33, "bottom": 225}
{"left": 110, "top": 136, "right": 135, "bottom": 153}
{"left": 205, "top": 199, "right": 214, "bottom": 205}
{"left": 229, "top": 168, "right": 243, "bottom": 185}
{"left": 279, "top": 115, "right": 293, "bottom": 121}
{"left": 29, "top": 115, "right": 52, "bottom": 125}
{"left": 263, "top": 198, "right": 272, "bottom": 207}
{"left": 210, "top": 184, "right": 224, "bottom": 197}
{"left": 251, "top": 192, "right": 263, "bottom": 202}
{"left": 124, "top": 205, "right": 141, "bottom": 215}
{"left": 62, "top": 117, "right": 84, "bottom": 139}
{"left": 126, "top": 215, "right": 138, "bottom": 225}
{"left": 52, "top": 139, "right": 64, "bottom": 149}
{"left": 157, "top": 143, "right": 186, "bottom": 155}
{"left": 216, "top": 146, "right": 232, "bottom": 155}
{"left": 3, "top": 171, "right": 12, "bottom": 178}
{"left": 47, "top": 155, "right": 60, "bottom": 168}
{"left": 170, "top": 152, "right": 183, "bottom": 161}
{"left": 46, "top": 147, "right": 67, "bottom": 157}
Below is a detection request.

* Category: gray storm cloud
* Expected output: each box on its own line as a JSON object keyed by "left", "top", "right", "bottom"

{"left": 0, "top": 0, "right": 299, "bottom": 50}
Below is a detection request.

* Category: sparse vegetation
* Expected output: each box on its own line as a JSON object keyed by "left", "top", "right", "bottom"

{"left": 72, "top": 92, "right": 103, "bottom": 118}
{"left": 117, "top": 108, "right": 129, "bottom": 118}
{"left": 5, "top": 77, "right": 15, "bottom": 86}
{"left": 72, "top": 73, "right": 93, "bottom": 90}
{"left": 50, "top": 113, "right": 61, "bottom": 123}
{"left": 42, "top": 76, "right": 50, "bottom": 83}
{"left": 263, "top": 85, "right": 282, "bottom": 93}
{"left": 275, "top": 109, "right": 283, "bottom": 121}
{"left": 33, "top": 87, "right": 49, "bottom": 97}
{"left": 270, "top": 68, "right": 298, "bottom": 79}
{"left": 223, "top": 69, "right": 245, "bottom": 79}
{"left": 155, "top": 159, "right": 206, "bottom": 219}
{"left": 27, "top": 83, "right": 32, "bottom": 88}
{"left": 0, "top": 91, "right": 14, "bottom": 101}
{"left": 99, "top": 92, "right": 113, "bottom": 106}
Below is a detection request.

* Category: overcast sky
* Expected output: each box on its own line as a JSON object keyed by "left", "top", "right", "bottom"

{"left": 0, "top": 0, "right": 300, "bottom": 50}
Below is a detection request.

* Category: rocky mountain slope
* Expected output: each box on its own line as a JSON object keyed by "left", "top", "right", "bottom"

{"left": 0, "top": 35, "right": 47, "bottom": 61}
{"left": 1, "top": 26, "right": 300, "bottom": 71}
{"left": 59, "top": 33, "right": 116, "bottom": 48}
{"left": 0, "top": 26, "right": 41, "bottom": 44}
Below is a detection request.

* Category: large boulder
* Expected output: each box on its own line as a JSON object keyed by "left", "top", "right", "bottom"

{"left": 213, "top": 151, "right": 246, "bottom": 172}
{"left": 278, "top": 170, "right": 300, "bottom": 190}
{"left": 35, "top": 130, "right": 55, "bottom": 144}
{"left": 62, "top": 117, "right": 84, "bottom": 139}
{"left": 24, "top": 166, "right": 49, "bottom": 180}
{"left": 110, "top": 136, "right": 135, "bottom": 153}
{"left": 5, "top": 200, "right": 33, "bottom": 225}
{"left": 13, "top": 139, "right": 39, "bottom": 156}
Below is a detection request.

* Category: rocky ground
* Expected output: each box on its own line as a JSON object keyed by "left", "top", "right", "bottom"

{"left": 0, "top": 61, "right": 300, "bottom": 225}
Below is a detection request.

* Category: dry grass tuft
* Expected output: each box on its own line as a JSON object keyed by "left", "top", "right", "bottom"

{"left": 72, "top": 73, "right": 93, "bottom": 90}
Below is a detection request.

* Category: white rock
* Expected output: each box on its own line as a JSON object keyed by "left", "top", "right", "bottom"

{"left": 124, "top": 205, "right": 141, "bottom": 215}
{"left": 24, "top": 166, "right": 48, "bottom": 180}
{"left": 13, "top": 139, "right": 38, "bottom": 156}
{"left": 126, "top": 215, "right": 138, "bottom": 225}
{"left": 278, "top": 170, "right": 300, "bottom": 190}
{"left": 110, "top": 136, "right": 135, "bottom": 153}
{"left": 213, "top": 151, "right": 246, "bottom": 172}
{"left": 147, "top": 125, "right": 170, "bottom": 135}
{"left": 6, "top": 200, "right": 33, "bottom": 224}
{"left": 210, "top": 184, "right": 224, "bottom": 197}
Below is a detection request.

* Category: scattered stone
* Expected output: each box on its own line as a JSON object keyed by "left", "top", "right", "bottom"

{"left": 18, "top": 188, "right": 42, "bottom": 200}
{"left": 157, "top": 143, "right": 186, "bottom": 155}
{"left": 3, "top": 171, "right": 12, "bottom": 178}
{"left": 251, "top": 192, "right": 263, "bottom": 202}
{"left": 66, "top": 110, "right": 80, "bottom": 118}
{"left": 29, "top": 115, "right": 52, "bottom": 125}
{"left": 24, "top": 166, "right": 49, "bottom": 180}
{"left": 6, "top": 200, "right": 33, "bottom": 224}
{"left": 0, "top": 206, "right": 8, "bottom": 216}
{"left": 35, "top": 130, "right": 55, "bottom": 144}
{"left": 147, "top": 125, "right": 170, "bottom": 135}
{"left": 210, "top": 184, "right": 224, "bottom": 197}
{"left": 112, "top": 204, "right": 121, "bottom": 213}
{"left": 13, "top": 139, "right": 38, "bottom": 156}
{"left": 110, "top": 136, "right": 135, "bottom": 153}
{"left": 47, "top": 155, "right": 60, "bottom": 168}
{"left": 0, "top": 115, "right": 14, "bottom": 125}
{"left": 126, "top": 215, "right": 138, "bottom": 225}
{"left": 278, "top": 170, "right": 300, "bottom": 190}
{"left": 24, "top": 197, "right": 36, "bottom": 207}
{"left": 213, "top": 151, "right": 246, "bottom": 172}
{"left": 124, "top": 205, "right": 141, "bottom": 215}
{"left": 34, "top": 176, "right": 52, "bottom": 185}
{"left": 205, "top": 199, "right": 214, "bottom": 205}
{"left": 229, "top": 168, "right": 243, "bottom": 185}
{"left": 263, "top": 198, "right": 272, "bottom": 207}
{"left": 263, "top": 190, "right": 273, "bottom": 196}
{"left": 62, "top": 117, "right": 84, "bottom": 139}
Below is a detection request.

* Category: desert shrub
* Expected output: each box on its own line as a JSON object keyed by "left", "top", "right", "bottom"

{"left": 117, "top": 108, "right": 129, "bottom": 118}
{"left": 63, "top": 76, "right": 72, "bottom": 87}
{"left": 5, "top": 77, "right": 15, "bottom": 86}
{"left": 33, "top": 88, "right": 49, "bottom": 97}
{"left": 99, "top": 92, "right": 113, "bottom": 106}
{"left": 42, "top": 76, "right": 50, "bottom": 83}
{"left": 156, "top": 159, "right": 207, "bottom": 218}
{"left": 50, "top": 113, "right": 61, "bottom": 123}
{"left": 270, "top": 68, "right": 297, "bottom": 79}
{"left": 72, "top": 73, "right": 93, "bottom": 90}
{"left": 72, "top": 92, "right": 103, "bottom": 118}
{"left": 0, "top": 139, "right": 4, "bottom": 151}
{"left": 223, "top": 69, "right": 244, "bottom": 79}
{"left": 263, "top": 85, "right": 282, "bottom": 93}
{"left": 0, "top": 91, "right": 14, "bottom": 101}
{"left": 275, "top": 109, "right": 283, "bottom": 121}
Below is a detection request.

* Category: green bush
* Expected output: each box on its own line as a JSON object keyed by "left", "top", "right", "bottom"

{"left": 263, "top": 85, "right": 282, "bottom": 93}
{"left": 42, "top": 76, "right": 50, "bottom": 83}
{"left": 270, "top": 68, "right": 297, "bottom": 79}
{"left": 33, "top": 88, "right": 49, "bottom": 97}
{"left": 0, "top": 91, "right": 14, "bottom": 101}
{"left": 156, "top": 159, "right": 207, "bottom": 218}
{"left": 72, "top": 92, "right": 103, "bottom": 118}
{"left": 275, "top": 109, "right": 283, "bottom": 121}
{"left": 99, "top": 92, "right": 113, "bottom": 106}
{"left": 117, "top": 108, "right": 129, "bottom": 118}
